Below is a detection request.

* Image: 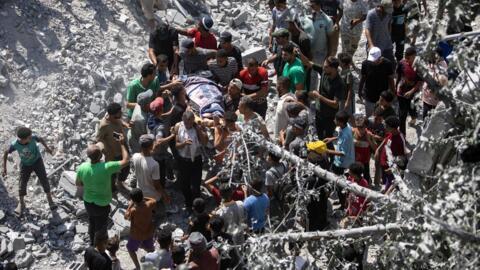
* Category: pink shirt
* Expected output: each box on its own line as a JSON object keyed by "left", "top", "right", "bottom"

{"left": 422, "top": 60, "right": 448, "bottom": 106}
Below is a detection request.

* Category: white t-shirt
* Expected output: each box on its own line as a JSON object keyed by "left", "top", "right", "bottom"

{"left": 274, "top": 93, "right": 296, "bottom": 138}
{"left": 142, "top": 249, "right": 173, "bottom": 270}
{"left": 215, "top": 201, "right": 246, "bottom": 235}
{"left": 132, "top": 153, "right": 161, "bottom": 200}
{"left": 265, "top": 161, "right": 289, "bottom": 187}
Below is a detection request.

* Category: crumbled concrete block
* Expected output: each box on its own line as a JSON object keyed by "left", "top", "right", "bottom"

{"left": 0, "top": 238, "right": 8, "bottom": 257}
{"left": 0, "top": 209, "right": 5, "bottom": 221}
{"left": 25, "top": 223, "right": 41, "bottom": 235}
{"left": 15, "top": 250, "right": 34, "bottom": 268}
{"left": 112, "top": 208, "right": 130, "bottom": 237}
{"left": 12, "top": 237, "right": 26, "bottom": 252}
{"left": 33, "top": 245, "right": 49, "bottom": 259}
{"left": 231, "top": 11, "right": 248, "bottom": 27}
{"left": 0, "top": 225, "right": 8, "bottom": 234}
{"left": 75, "top": 224, "right": 88, "bottom": 234}
{"left": 0, "top": 75, "right": 9, "bottom": 88}
{"left": 241, "top": 47, "right": 267, "bottom": 66}
{"left": 59, "top": 171, "right": 77, "bottom": 197}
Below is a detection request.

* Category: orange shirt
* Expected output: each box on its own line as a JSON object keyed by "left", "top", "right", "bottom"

{"left": 125, "top": 198, "right": 156, "bottom": 240}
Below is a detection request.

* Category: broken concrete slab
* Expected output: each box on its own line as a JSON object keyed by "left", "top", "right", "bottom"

{"left": 59, "top": 171, "right": 77, "bottom": 198}
{"left": 15, "top": 250, "right": 34, "bottom": 268}
{"left": 112, "top": 208, "right": 130, "bottom": 237}
{"left": 242, "top": 47, "right": 267, "bottom": 66}
{"left": 231, "top": 11, "right": 249, "bottom": 27}
{"left": 75, "top": 224, "right": 88, "bottom": 234}
{"left": 12, "top": 237, "right": 26, "bottom": 252}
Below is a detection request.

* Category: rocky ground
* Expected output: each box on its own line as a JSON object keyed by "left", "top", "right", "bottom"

{"left": 0, "top": 0, "right": 439, "bottom": 269}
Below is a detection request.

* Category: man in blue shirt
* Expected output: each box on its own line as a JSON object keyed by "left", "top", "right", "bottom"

{"left": 2, "top": 127, "right": 55, "bottom": 216}
{"left": 324, "top": 111, "right": 355, "bottom": 209}
{"left": 244, "top": 178, "right": 270, "bottom": 233}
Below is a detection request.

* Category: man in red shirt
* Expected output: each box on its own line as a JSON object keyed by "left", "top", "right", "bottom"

{"left": 238, "top": 58, "right": 269, "bottom": 118}
{"left": 375, "top": 116, "right": 406, "bottom": 193}
{"left": 177, "top": 16, "right": 217, "bottom": 50}
{"left": 187, "top": 232, "right": 220, "bottom": 270}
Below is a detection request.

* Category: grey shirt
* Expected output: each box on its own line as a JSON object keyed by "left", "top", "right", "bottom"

{"left": 365, "top": 9, "right": 393, "bottom": 51}
{"left": 180, "top": 48, "right": 216, "bottom": 74}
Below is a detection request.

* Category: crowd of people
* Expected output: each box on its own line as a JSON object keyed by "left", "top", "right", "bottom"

{"left": 2, "top": 0, "right": 451, "bottom": 269}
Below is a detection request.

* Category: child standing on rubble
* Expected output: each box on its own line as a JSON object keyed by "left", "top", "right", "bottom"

{"left": 2, "top": 127, "right": 56, "bottom": 216}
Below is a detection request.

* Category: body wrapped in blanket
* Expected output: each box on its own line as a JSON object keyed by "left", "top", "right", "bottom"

{"left": 182, "top": 76, "right": 225, "bottom": 118}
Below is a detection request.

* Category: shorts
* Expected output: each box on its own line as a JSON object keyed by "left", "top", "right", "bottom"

{"left": 126, "top": 236, "right": 154, "bottom": 252}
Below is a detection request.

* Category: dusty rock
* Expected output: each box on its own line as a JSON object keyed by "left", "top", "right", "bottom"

{"left": 15, "top": 250, "right": 34, "bottom": 268}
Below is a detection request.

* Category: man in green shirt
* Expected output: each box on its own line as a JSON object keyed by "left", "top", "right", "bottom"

{"left": 76, "top": 133, "right": 129, "bottom": 245}
{"left": 126, "top": 63, "right": 183, "bottom": 118}
{"left": 281, "top": 44, "right": 306, "bottom": 94}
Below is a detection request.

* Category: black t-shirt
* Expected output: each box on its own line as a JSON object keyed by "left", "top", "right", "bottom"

{"left": 291, "top": 31, "right": 311, "bottom": 60}
{"left": 361, "top": 58, "right": 393, "bottom": 103}
{"left": 149, "top": 25, "right": 179, "bottom": 66}
{"left": 391, "top": 4, "right": 407, "bottom": 39}
{"left": 84, "top": 247, "right": 112, "bottom": 270}
{"left": 313, "top": 64, "right": 346, "bottom": 119}
{"left": 220, "top": 45, "right": 243, "bottom": 72}
{"left": 320, "top": 0, "right": 341, "bottom": 20}
{"left": 374, "top": 103, "right": 396, "bottom": 119}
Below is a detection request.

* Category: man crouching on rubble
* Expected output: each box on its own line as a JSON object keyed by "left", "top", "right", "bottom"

{"left": 2, "top": 126, "right": 56, "bottom": 217}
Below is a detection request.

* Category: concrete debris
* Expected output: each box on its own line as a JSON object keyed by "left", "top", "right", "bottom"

{"left": 231, "top": 11, "right": 249, "bottom": 27}
{"left": 59, "top": 171, "right": 78, "bottom": 197}
{"left": 241, "top": 47, "right": 268, "bottom": 66}
{"left": 0, "top": 210, "right": 4, "bottom": 221}
{"left": 0, "top": 75, "right": 9, "bottom": 88}
{"left": 112, "top": 208, "right": 130, "bottom": 237}
{"left": 12, "top": 236, "right": 26, "bottom": 252}
{"left": 15, "top": 250, "right": 34, "bottom": 268}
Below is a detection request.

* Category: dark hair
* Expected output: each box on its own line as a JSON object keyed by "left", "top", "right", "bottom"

{"left": 193, "top": 197, "right": 206, "bottom": 214}
{"left": 94, "top": 230, "right": 109, "bottom": 246}
{"left": 380, "top": 91, "right": 394, "bottom": 103}
{"left": 157, "top": 229, "right": 172, "bottom": 249}
{"left": 250, "top": 178, "right": 264, "bottom": 193}
{"left": 106, "top": 235, "right": 120, "bottom": 253}
{"left": 247, "top": 58, "right": 259, "bottom": 67}
{"left": 277, "top": 76, "right": 291, "bottom": 89}
{"left": 224, "top": 111, "right": 238, "bottom": 122}
{"left": 141, "top": 63, "right": 156, "bottom": 78}
{"left": 286, "top": 103, "right": 304, "bottom": 116}
{"left": 275, "top": 0, "right": 287, "bottom": 4}
{"left": 216, "top": 49, "right": 228, "bottom": 58}
{"left": 219, "top": 183, "right": 233, "bottom": 201}
{"left": 335, "top": 110, "right": 350, "bottom": 124}
{"left": 349, "top": 162, "right": 364, "bottom": 177}
{"left": 374, "top": 106, "right": 385, "bottom": 117}
{"left": 282, "top": 43, "right": 295, "bottom": 54}
{"left": 156, "top": 54, "right": 169, "bottom": 64}
{"left": 209, "top": 216, "right": 225, "bottom": 234}
{"left": 296, "top": 90, "right": 309, "bottom": 105}
{"left": 338, "top": 52, "right": 353, "bottom": 65}
{"left": 326, "top": 56, "right": 340, "bottom": 69}
{"left": 172, "top": 246, "right": 186, "bottom": 265}
{"left": 240, "top": 96, "right": 256, "bottom": 111}
{"left": 385, "top": 116, "right": 400, "bottom": 129}
{"left": 130, "top": 188, "right": 144, "bottom": 203}
{"left": 4, "top": 262, "right": 18, "bottom": 270}
{"left": 17, "top": 127, "right": 32, "bottom": 139}
{"left": 268, "top": 152, "right": 281, "bottom": 163}
{"left": 106, "top": 102, "right": 122, "bottom": 115}
{"left": 405, "top": 47, "right": 417, "bottom": 57}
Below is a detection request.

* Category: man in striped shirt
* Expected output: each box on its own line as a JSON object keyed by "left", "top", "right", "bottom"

{"left": 208, "top": 49, "right": 238, "bottom": 89}
{"left": 238, "top": 58, "right": 269, "bottom": 118}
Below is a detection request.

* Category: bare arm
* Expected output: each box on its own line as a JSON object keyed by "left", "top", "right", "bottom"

{"left": 250, "top": 84, "right": 269, "bottom": 100}
{"left": 118, "top": 144, "right": 129, "bottom": 168}
{"left": 358, "top": 74, "right": 366, "bottom": 98}
{"left": 148, "top": 48, "right": 157, "bottom": 66}
{"left": 388, "top": 76, "right": 395, "bottom": 94}
{"left": 364, "top": 28, "right": 374, "bottom": 49}
{"left": 318, "top": 94, "right": 339, "bottom": 109}
{"left": 126, "top": 102, "right": 137, "bottom": 110}
{"left": 37, "top": 137, "right": 53, "bottom": 154}
{"left": 176, "top": 28, "right": 189, "bottom": 36}
{"left": 2, "top": 150, "right": 8, "bottom": 176}
{"left": 344, "top": 83, "right": 353, "bottom": 110}
{"left": 195, "top": 124, "right": 208, "bottom": 145}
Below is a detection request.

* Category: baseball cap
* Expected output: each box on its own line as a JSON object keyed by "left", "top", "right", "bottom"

{"left": 137, "top": 89, "right": 153, "bottom": 107}
{"left": 291, "top": 117, "right": 307, "bottom": 129}
{"left": 189, "top": 232, "right": 207, "bottom": 252}
{"left": 306, "top": 141, "right": 327, "bottom": 155}
{"left": 229, "top": 78, "right": 243, "bottom": 90}
{"left": 219, "top": 31, "right": 233, "bottom": 43}
{"left": 149, "top": 97, "right": 164, "bottom": 114}
{"left": 201, "top": 16, "right": 214, "bottom": 31}
{"left": 367, "top": 47, "right": 382, "bottom": 62}
{"left": 180, "top": 39, "right": 194, "bottom": 49}
{"left": 380, "top": 0, "right": 394, "bottom": 14}
{"left": 272, "top": 28, "right": 290, "bottom": 38}
{"left": 139, "top": 134, "right": 155, "bottom": 148}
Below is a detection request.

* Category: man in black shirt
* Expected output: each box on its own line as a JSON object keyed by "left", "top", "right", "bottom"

{"left": 358, "top": 47, "right": 394, "bottom": 117}
{"left": 218, "top": 31, "right": 243, "bottom": 72}
{"left": 148, "top": 22, "right": 179, "bottom": 74}
{"left": 391, "top": 0, "right": 408, "bottom": 62}
{"left": 84, "top": 231, "right": 112, "bottom": 270}
{"left": 306, "top": 56, "right": 345, "bottom": 140}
